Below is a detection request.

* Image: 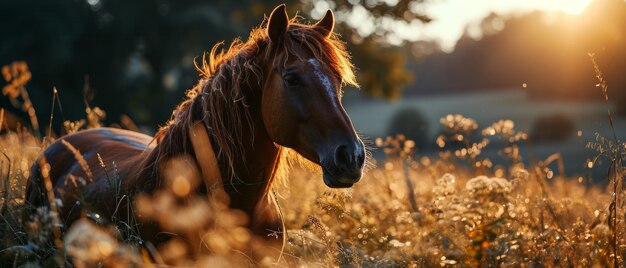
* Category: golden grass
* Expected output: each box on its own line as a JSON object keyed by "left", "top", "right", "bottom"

{"left": 0, "top": 116, "right": 623, "bottom": 267}
{"left": 0, "top": 60, "right": 624, "bottom": 267}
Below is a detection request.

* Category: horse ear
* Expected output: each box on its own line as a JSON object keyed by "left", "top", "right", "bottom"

{"left": 267, "top": 4, "right": 289, "bottom": 43}
{"left": 314, "top": 10, "right": 335, "bottom": 38}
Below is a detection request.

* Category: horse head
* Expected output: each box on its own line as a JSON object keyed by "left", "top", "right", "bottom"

{"left": 260, "top": 5, "right": 365, "bottom": 188}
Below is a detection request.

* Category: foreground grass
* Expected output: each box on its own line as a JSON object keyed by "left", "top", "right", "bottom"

{"left": 279, "top": 127, "right": 624, "bottom": 267}
{"left": 0, "top": 115, "right": 623, "bottom": 267}
{"left": 0, "top": 61, "right": 624, "bottom": 267}
{"left": 282, "top": 152, "right": 617, "bottom": 267}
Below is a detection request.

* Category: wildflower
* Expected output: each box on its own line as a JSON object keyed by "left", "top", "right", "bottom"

{"left": 510, "top": 166, "right": 529, "bottom": 181}
{"left": 85, "top": 106, "right": 106, "bottom": 128}
{"left": 591, "top": 224, "right": 610, "bottom": 244}
{"left": 433, "top": 173, "right": 456, "bottom": 196}
{"left": 440, "top": 114, "right": 478, "bottom": 134}
{"left": 389, "top": 239, "right": 407, "bottom": 248}
{"left": 482, "top": 120, "right": 515, "bottom": 137}
{"left": 465, "top": 176, "right": 512, "bottom": 195}
{"left": 65, "top": 219, "right": 140, "bottom": 267}
{"left": 63, "top": 120, "right": 86, "bottom": 134}
{"left": 25, "top": 207, "right": 60, "bottom": 249}
{"left": 161, "top": 156, "right": 201, "bottom": 198}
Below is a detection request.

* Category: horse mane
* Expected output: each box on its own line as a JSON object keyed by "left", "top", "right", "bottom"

{"left": 142, "top": 16, "right": 358, "bottom": 186}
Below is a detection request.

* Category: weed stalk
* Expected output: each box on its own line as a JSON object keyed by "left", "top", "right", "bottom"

{"left": 0, "top": 152, "right": 10, "bottom": 215}
{"left": 589, "top": 52, "right": 623, "bottom": 267}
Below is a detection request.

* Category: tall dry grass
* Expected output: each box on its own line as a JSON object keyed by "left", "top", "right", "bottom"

{"left": 0, "top": 61, "right": 624, "bottom": 267}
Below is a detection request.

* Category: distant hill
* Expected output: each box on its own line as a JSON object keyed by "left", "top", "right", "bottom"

{"left": 406, "top": 0, "right": 626, "bottom": 113}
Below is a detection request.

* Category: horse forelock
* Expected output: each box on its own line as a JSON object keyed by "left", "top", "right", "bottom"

{"left": 279, "top": 22, "right": 357, "bottom": 88}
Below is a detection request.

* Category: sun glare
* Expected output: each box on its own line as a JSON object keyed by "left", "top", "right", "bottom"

{"left": 558, "top": 0, "right": 594, "bottom": 14}
{"left": 387, "top": 0, "right": 597, "bottom": 51}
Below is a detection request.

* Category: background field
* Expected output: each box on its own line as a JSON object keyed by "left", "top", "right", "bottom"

{"left": 0, "top": 98, "right": 624, "bottom": 266}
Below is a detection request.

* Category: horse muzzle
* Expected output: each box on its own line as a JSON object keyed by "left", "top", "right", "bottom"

{"left": 321, "top": 141, "right": 365, "bottom": 188}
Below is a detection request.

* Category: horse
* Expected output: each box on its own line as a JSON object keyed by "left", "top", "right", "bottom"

{"left": 24, "top": 3, "right": 365, "bottom": 256}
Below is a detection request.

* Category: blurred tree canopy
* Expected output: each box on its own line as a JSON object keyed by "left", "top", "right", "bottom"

{"left": 387, "top": 107, "right": 429, "bottom": 149}
{"left": 0, "top": 0, "right": 429, "bottom": 131}
{"left": 299, "top": 0, "right": 430, "bottom": 99}
{"left": 530, "top": 114, "right": 576, "bottom": 143}
{"left": 1, "top": 0, "right": 281, "bottom": 129}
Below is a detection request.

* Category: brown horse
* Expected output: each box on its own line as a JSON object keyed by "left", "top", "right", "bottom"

{"left": 24, "top": 4, "right": 365, "bottom": 252}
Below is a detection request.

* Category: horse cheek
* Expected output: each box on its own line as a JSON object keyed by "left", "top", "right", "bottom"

{"left": 262, "top": 90, "right": 293, "bottom": 147}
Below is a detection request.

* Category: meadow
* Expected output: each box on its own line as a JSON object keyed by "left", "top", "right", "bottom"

{"left": 0, "top": 61, "right": 624, "bottom": 267}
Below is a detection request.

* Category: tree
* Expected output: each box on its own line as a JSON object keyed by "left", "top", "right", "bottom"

{"left": 530, "top": 114, "right": 576, "bottom": 142}
{"left": 403, "top": 0, "right": 626, "bottom": 106}
{"left": 1, "top": 0, "right": 285, "bottom": 128}
{"left": 299, "top": 0, "right": 432, "bottom": 99}
{"left": 1, "top": 0, "right": 436, "bottom": 130}
{"left": 387, "top": 107, "right": 429, "bottom": 149}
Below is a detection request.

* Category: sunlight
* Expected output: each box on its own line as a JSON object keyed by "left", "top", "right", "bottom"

{"left": 420, "top": 0, "right": 596, "bottom": 51}
{"left": 327, "top": 0, "right": 597, "bottom": 52}
{"left": 544, "top": 0, "right": 594, "bottom": 15}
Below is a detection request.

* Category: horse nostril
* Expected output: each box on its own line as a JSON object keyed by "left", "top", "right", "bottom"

{"left": 334, "top": 145, "right": 352, "bottom": 168}
{"left": 356, "top": 151, "right": 365, "bottom": 167}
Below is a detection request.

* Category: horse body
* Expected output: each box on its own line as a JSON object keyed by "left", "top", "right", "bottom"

{"left": 26, "top": 122, "right": 284, "bottom": 245}
{"left": 25, "top": 128, "right": 153, "bottom": 225}
{"left": 24, "top": 4, "right": 365, "bottom": 256}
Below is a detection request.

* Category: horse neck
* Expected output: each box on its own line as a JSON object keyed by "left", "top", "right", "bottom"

{"left": 205, "top": 70, "right": 281, "bottom": 215}
{"left": 224, "top": 105, "right": 280, "bottom": 193}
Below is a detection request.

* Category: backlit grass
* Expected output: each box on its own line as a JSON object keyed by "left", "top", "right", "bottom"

{"left": 0, "top": 61, "right": 624, "bottom": 267}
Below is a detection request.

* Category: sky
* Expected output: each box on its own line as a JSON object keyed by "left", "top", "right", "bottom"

{"left": 417, "top": 0, "right": 594, "bottom": 51}
{"left": 312, "top": 0, "right": 595, "bottom": 52}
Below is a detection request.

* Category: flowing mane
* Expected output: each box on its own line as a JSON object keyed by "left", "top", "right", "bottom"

{"left": 144, "top": 17, "right": 358, "bottom": 185}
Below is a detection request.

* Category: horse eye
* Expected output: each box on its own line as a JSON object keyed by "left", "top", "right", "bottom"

{"left": 283, "top": 73, "right": 300, "bottom": 87}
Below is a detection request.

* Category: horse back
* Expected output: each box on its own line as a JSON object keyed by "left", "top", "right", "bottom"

{"left": 24, "top": 128, "right": 154, "bottom": 226}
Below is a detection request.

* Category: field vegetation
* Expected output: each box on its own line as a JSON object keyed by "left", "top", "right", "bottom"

{"left": 0, "top": 59, "right": 624, "bottom": 267}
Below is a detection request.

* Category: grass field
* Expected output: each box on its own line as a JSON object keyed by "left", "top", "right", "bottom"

{"left": 0, "top": 61, "right": 625, "bottom": 267}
